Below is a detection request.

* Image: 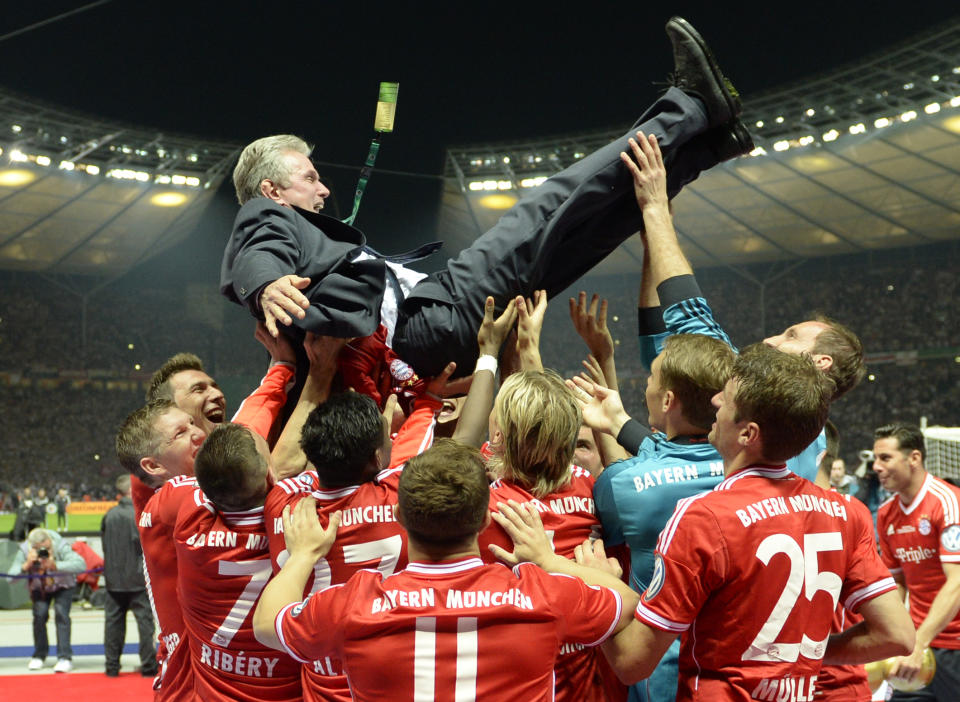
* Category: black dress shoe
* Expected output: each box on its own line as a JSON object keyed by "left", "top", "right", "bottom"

{"left": 105, "top": 670, "right": 119, "bottom": 677}
{"left": 665, "top": 16, "right": 742, "bottom": 126}
{"left": 708, "top": 119, "right": 755, "bottom": 161}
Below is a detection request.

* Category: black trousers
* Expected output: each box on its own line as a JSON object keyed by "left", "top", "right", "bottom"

{"left": 103, "top": 589, "right": 156, "bottom": 674}
{"left": 394, "top": 87, "right": 718, "bottom": 376}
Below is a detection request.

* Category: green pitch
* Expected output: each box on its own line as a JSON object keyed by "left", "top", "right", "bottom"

{"left": 0, "top": 512, "right": 105, "bottom": 536}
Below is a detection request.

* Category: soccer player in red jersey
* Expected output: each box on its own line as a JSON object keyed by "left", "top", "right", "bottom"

{"left": 478, "top": 368, "right": 620, "bottom": 702}
{"left": 596, "top": 345, "right": 913, "bottom": 701}
{"left": 254, "top": 439, "right": 637, "bottom": 702}
{"left": 177, "top": 423, "right": 302, "bottom": 702}
{"left": 117, "top": 400, "right": 205, "bottom": 701}
{"left": 874, "top": 423, "right": 960, "bottom": 701}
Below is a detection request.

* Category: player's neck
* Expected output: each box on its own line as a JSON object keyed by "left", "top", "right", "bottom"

{"left": 407, "top": 537, "right": 481, "bottom": 564}
{"left": 898, "top": 469, "right": 929, "bottom": 505}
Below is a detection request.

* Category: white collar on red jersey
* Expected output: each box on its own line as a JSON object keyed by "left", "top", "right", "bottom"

{"left": 405, "top": 558, "right": 484, "bottom": 575}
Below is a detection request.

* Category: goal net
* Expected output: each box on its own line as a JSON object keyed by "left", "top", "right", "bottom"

{"left": 924, "top": 427, "right": 960, "bottom": 481}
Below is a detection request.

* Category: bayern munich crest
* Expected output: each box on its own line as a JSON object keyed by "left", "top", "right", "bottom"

{"left": 390, "top": 358, "right": 416, "bottom": 382}
{"left": 644, "top": 554, "right": 665, "bottom": 601}
{"left": 918, "top": 517, "right": 932, "bottom": 536}
{"left": 942, "top": 525, "right": 960, "bottom": 552}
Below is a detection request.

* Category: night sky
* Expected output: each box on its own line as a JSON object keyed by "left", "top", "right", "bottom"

{"left": 2, "top": 1, "right": 958, "bottom": 278}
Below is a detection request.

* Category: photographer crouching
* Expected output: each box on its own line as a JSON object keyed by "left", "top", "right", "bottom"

{"left": 6, "top": 527, "right": 85, "bottom": 672}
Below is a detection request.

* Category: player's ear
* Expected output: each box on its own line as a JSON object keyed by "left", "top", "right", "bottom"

{"left": 260, "top": 178, "right": 283, "bottom": 203}
{"left": 809, "top": 353, "right": 833, "bottom": 373}
{"left": 740, "top": 421, "right": 761, "bottom": 449}
{"left": 140, "top": 456, "right": 164, "bottom": 477}
{"left": 661, "top": 390, "right": 674, "bottom": 414}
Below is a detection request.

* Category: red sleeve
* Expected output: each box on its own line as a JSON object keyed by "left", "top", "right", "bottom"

{"left": 388, "top": 395, "right": 442, "bottom": 468}
{"left": 231, "top": 362, "right": 295, "bottom": 439}
{"left": 277, "top": 579, "right": 358, "bottom": 663}
{"left": 338, "top": 330, "right": 388, "bottom": 407}
{"left": 842, "top": 500, "right": 898, "bottom": 613}
{"left": 519, "top": 564, "right": 623, "bottom": 646}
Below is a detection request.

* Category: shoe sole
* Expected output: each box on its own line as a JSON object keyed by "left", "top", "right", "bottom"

{"left": 666, "top": 17, "right": 741, "bottom": 123}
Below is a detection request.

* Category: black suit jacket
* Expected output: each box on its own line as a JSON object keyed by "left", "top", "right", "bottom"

{"left": 220, "top": 199, "right": 388, "bottom": 338}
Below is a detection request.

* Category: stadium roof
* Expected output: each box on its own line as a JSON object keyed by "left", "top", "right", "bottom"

{"left": 441, "top": 19, "right": 960, "bottom": 275}
{"left": 0, "top": 89, "right": 239, "bottom": 277}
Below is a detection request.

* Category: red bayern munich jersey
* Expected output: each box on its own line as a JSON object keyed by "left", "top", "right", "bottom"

{"left": 261, "top": 394, "right": 439, "bottom": 701}
{"left": 136, "top": 475, "right": 199, "bottom": 701}
{"left": 264, "top": 466, "right": 407, "bottom": 702}
{"left": 877, "top": 472, "right": 960, "bottom": 649}
{"left": 275, "top": 557, "right": 623, "bottom": 702}
{"left": 175, "top": 489, "right": 301, "bottom": 702}
{"left": 816, "top": 493, "right": 872, "bottom": 702}
{"left": 636, "top": 465, "right": 896, "bottom": 702}
{"left": 478, "top": 466, "right": 622, "bottom": 702}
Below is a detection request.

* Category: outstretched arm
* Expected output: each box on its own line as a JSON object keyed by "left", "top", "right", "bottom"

{"left": 271, "top": 334, "right": 346, "bottom": 478}
{"left": 621, "top": 132, "right": 692, "bottom": 288}
{"left": 516, "top": 291, "right": 547, "bottom": 371}
{"left": 253, "top": 498, "right": 340, "bottom": 650}
{"left": 569, "top": 292, "right": 619, "bottom": 392}
{"left": 453, "top": 297, "right": 517, "bottom": 447}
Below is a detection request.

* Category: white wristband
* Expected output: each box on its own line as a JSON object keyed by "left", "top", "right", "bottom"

{"left": 475, "top": 354, "right": 498, "bottom": 374}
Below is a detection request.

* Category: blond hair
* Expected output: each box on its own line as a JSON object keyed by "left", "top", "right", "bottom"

{"left": 659, "top": 334, "right": 735, "bottom": 430}
{"left": 489, "top": 370, "right": 580, "bottom": 498}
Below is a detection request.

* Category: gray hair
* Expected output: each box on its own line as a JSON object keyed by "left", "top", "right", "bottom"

{"left": 27, "top": 528, "right": 52, "bottom": 546}
{"left": 232, "top": 134, "right": 312, "bottom": 205}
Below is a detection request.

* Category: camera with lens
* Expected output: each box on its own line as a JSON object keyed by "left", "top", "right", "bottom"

{"left": 36, "top": 547, "right": 49, "bottom": 559}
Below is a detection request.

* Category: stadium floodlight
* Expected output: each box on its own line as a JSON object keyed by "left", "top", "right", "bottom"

{"left": 931, "top": 74, "right": 940, "bottom": 82}
{"left": 150, "top": 192, "right": 188, "bottom": 207}
{"left": 775, "top": 116, "right": 784, "bottom": 124}
{"left": 900, "top": 110, "right": 918, "bottom": 122}
{"left": 822, "top": 129, "right": 839, "bottom": 142}
{"left": 749, "top": 146, "right": 767, "bottom": 157}
{"left": 10, "top": 149, "right": 27, "bottom": 162}
{"left": 755, "top": 120, "right": 764, "bottom": 128}
{"left": 35, "top": 155, "right": 51, "bottom": 166}
{"left": 798, "top": 135, "right": 815, "bottom": 146}
{"left": 185, "top": 176, "right": 200, "bottom": 187}
{"left": 59, "top": 160, "right": 75, "bottom": 170}
{"left": 924, "top": 102, "right": 941, "bottom": 114}
{"left": 874, "top": 117, "right": 891, "bottom": 128}
{"left": 951, "top": 96, "right": 960, "bottom": 107}
{"left": 502, "top": 156, "right": 510, "bottom": 164}
{"left": 573, "top": 152, "right": 584, "bottom": 159}
{"left": 773, "top": 140, "right": 790, "bottom": 152}
{"left": 482, "top": 180, "right": 497, "bottom": 191}
{"left": 805, "top": 108, "right": 815, "bottom": 116}
{"left": 11, "top": 124, "right": 21, "bottom": 133}
{"left": 496, "top": 180, "right": 512, "bottom": 190}
{"left": 849, "top": 123, "right": 866, "bottom": 134}
{"left": 468, "top": 181, "right": 483, "bottom": 191}
{"left": 85, "top": 164, "right": 100, "bottom": 175}
{"left": 171, "top": 174, "right": 187, "bottom": 185}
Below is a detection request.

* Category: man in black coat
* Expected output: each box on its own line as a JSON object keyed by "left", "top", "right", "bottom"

{"left": 221, "top": 18, "right": 751, "bottom": 377}
{"left": 101, "top": 474, "right": 156, "bottom": 677}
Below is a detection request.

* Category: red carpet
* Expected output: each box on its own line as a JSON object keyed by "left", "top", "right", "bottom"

{"left": 1, "top": 672, "right": 155, "bottom": 698}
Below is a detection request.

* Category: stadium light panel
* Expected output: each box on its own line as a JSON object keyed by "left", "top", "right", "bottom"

{"left": 482, "top": 180, "right": 497, "bottom": 191}
{"left": 931, "top": 74, "right": 940, "bottom": 82}
{"left": 822, "top": 129, "right": 839, "bottom": 142}
{"left": 35, "top": 155, "right": 51, "bottom": 166}
{"left": 502, "top": 156, "right": 510, "bottom": 164}
{"left": 478, "top": 194, "right": 517, "bottom": 210}
{"left": 11, "top": 124, "right": 21, "bottom": 133}
{"left": 951, "top": 96, "right": 960, "bottom": 107}
{"left": 468, "top": 181, "right": 483, "bottom": 191}
{"left": 749, "top": 146, "right": 767, "bottom": 157}
{"left": 925, "top": 102, "right": 941, "bottom": 114}
{"left": 874, "top": 117, "right": 891, "bottom": 128}
{"left": 805, "top": 108, "right": 815, "bottom": 116}
{"left": 849, "top": 123, "right": 866, "bottom": 134}
{"left": 85, "top": 164, "right": 100, "bottom": 175}
{"left": 775, "top": 116, "right": 784, "bottom": 124}
{"left": 150, "top": 191, "right": 188, "bottom": 207}
{"left": 0, "top": 169, "right": 35, "bottom": 186}
{"left": 798, "top": 136, "right": 814, "bottom": 146}
{"left": 755, "top": 120, "right": 764, "bottom": 128}
{"left": 773, "top": 140, "right": 790, "bottom": 152}
{"left": 10, "top": 149, "right": 27, "bottom": 162}
{"left": 185, "top": 176, "right": 200, "bottom": 187}
{"left": 171, "top": 174, "right": 187, "bottom": 185}
{"left": 154, "top": 174, "right": 172, "bottom": 184}
{"left": 496, "top": 180, "right": 512, "bottom": 190}
{"left": 903, "top": 82, "right": 914, "bottom": 90}
{"left": 59, "top": 160, "right": 75, "bottom": 170}
{"left": 900, "top": 110, "right": 917, "bottom": 122}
